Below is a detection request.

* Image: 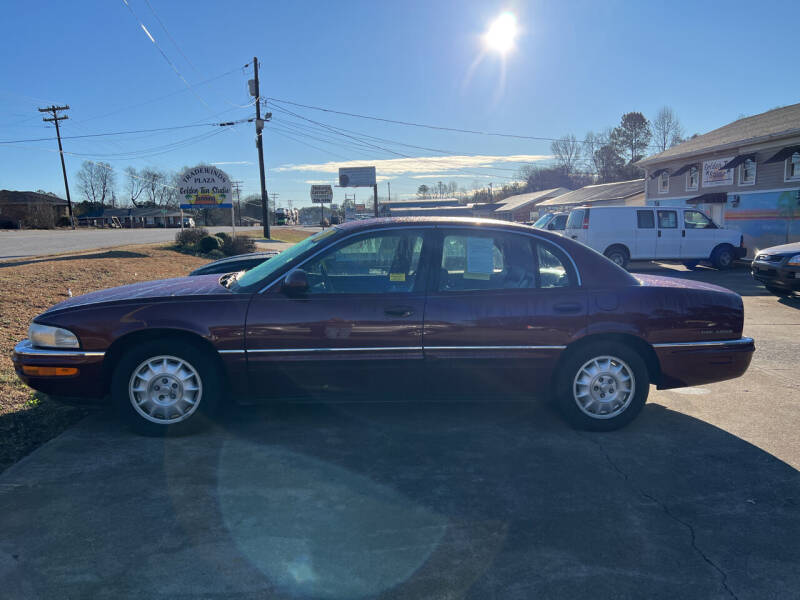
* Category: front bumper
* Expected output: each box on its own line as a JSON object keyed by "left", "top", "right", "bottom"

{"left": 12, "top": 339, "right": 108, "bottom": 398}
{"left": 653, "top": 337, "right": 754, "bottom": 390}
{"left": 751, "top": 260, "right": 800, "bottom": 291}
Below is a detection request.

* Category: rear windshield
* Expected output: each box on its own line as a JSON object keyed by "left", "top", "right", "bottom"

{"left": 565, "top": 209, "right": 585, "bottom": 229}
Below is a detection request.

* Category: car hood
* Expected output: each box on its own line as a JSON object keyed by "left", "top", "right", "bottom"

{"left": 42, "top": 274, "right": 231, "bottom": 314}
{"left": 757, "top": 242, "right": 800, "bottom": 256}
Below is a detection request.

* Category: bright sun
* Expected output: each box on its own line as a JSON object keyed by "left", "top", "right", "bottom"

{"left": 484, "top": 12, "right": 518, "bottom": 54}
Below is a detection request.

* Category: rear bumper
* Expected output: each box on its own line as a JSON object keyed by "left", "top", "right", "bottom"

{"left": 653, "top": 337, "right": 754, "bottom": 390}
{"left": 12, "top": 339, "right": 108, "bottom": 398}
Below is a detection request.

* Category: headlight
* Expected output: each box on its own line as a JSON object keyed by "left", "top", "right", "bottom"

{"left": 786, "top": 254, "right": 800, "bottom": 266}
{"left": 28, "top": 323, "right": 79, "bottom": 349}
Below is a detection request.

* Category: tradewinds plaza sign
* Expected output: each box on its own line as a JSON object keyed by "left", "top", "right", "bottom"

{"left": 179, "top": 166, "right": 232, "bottom": 209}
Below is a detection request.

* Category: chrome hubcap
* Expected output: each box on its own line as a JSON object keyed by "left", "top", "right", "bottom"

{"left": 573, "top": 355, "right": 635, "bottom": 419}
{"left": 129, "top": 355, "right": 202, "bottom": 425}
{"left": 611, "top": 254, "right": 623, "bottom": 265}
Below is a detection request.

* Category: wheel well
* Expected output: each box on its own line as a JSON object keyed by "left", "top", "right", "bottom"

{"left": 554, "top": 333, "right": 661, "bottom": 387}
{"left": 604, "top": 244, "right": 630, "bottom": 258}
{"left": 102, "top": 328, "right": 227, "bottom": 391}
{"left": 712, "top": 242, "right": 734, "bottom": 255}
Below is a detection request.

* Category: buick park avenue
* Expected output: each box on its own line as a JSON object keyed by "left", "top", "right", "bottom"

{"left": 13, "top": 218, "right": 754, "bottom": 434}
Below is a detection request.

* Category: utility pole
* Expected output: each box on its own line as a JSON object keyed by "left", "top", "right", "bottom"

{"left": 38, "top": 105, "right": 75, "bottom": 229}
{"left": 387, "top": 181, "right": 391, "bottom": 205}
{"left": 232, "top": 180, "right": 243, "bottom": 226}
{"left": 251, "top": 57, "right": 271, "bottom": 239}
{"left": 373, "top": 184, "right": 379, "bottom": 217}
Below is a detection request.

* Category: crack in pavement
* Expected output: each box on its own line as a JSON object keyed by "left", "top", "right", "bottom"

{"left": 577, "top": 432, "right": 739, "bottom": 600}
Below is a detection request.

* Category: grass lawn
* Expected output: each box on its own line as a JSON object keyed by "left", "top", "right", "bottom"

{"left": 236, "top": 227, "right": 315, "bottom": 245}
{"left": 0, "top": 245, "right": 209, "bottom": 472}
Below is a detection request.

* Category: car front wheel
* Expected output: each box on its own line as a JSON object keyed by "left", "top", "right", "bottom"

{"left": 111, "top": 340, "right": 220, "bottom": 435}
{"left": 711, "top": 245, "right": 735, "bottom": 270}
{"left": 555, "top": 342, "right": 649, "bottom": 431}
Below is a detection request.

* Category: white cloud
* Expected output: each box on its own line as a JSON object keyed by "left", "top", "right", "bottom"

{"left": 410, "top": 173, "right": 493, "bottom": 179}
{"left": 274, "top": 154, "right": 550, "bottom": 177}
{"left": 211, "top": 161, "right": 252, "bottom": 166}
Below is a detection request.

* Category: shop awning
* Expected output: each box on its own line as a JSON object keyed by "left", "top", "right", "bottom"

{"left": 721, "top": 154, "right": 756, "bottom": 170}
{"left": 687, "top": 193, "right": 727, "bottom": 204}
{"left": 765, "top": 145, "right": 800, "bottom": 163}
{"left": 649, "top": 168, "right": 669, "bottom": 179}
{"left": 671, "top": 163, "right": 698, "bottom": 177}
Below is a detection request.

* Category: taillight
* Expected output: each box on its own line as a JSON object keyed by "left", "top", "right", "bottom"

{"left": 582, "top": 210, "right": 590, "bottom": 229}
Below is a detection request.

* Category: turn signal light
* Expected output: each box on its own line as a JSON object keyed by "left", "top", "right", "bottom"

{"left": 21, "top": 366, "right": 78, "bottom": 377}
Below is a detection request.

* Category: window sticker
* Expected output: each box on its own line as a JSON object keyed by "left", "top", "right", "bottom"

{"left": 389, "top": 273, "right": 406, "bottom": 282}
{"left": 465, "top": 237, "right": 494, "bottom": 279}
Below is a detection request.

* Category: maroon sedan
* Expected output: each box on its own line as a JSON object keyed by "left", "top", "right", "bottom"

{"left": 13, "top": 218, "right": 754, "bottom": 434}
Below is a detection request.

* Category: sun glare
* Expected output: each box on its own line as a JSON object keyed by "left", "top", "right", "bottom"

{"left": 484, "top": 12, "right": 518, "bottom": 54}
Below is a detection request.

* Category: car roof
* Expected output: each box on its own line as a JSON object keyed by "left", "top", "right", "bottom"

{"left": 333, "top": 216, "right": 544, "bottom": 235}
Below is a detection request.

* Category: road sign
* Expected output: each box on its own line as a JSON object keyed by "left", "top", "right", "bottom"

{"left": 338, "top": 166, "right": 376, "bottom": 187}
{"left": 178, "top": 166, "right": 232, "bottom": 209}
{"left": 310, "top": 184, "right": 333, "bottom": 204}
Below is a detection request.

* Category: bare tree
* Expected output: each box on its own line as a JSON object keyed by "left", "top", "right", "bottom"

{"left": 124, "top": 167, "right": 145, "bottom": 207}
{"left": 76, "top": 161, "right": 116, "bottom": 206}
{"left": 652, "top": 106, "right": 684, "bottom": 152}
{"left": 140, "top": 168, "right": 177, "bottom": 206}
{"left": 584, "top": 130, "right": 611, "bottom": 177}
{"left": 550, "top": 134, "right": 582, "bottom": 174}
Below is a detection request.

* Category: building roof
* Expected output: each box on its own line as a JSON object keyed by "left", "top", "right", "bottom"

{"left": 493, "top": 187, "right": 569, "bottom": 213}
{"left": 537, "top": 179, "right": 644, "bottom": 207}
{"left": 386, "top": 198, "right": 462, "bottom": 209}
{"left": 638, "top": 102, "right": 800, "bottom": 166}
{"left": 0, "top": 190, "right": 68, "bottom": 205}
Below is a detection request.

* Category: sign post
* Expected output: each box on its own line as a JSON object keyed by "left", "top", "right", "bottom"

{"left": 311, "top": 184, "right": 333, "bottom": 228}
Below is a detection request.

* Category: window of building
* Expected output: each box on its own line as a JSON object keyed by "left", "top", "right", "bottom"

{"left": 637, "top": 210, "right": 655, "bottom": 228}
{"left": 786, "top": 153, "right": 800, "bottom": 182}
{"left": 739, "top": 158, "right": 756, "bottom": 185}
{"left": 658, "top": 172, "right": 669, "bottom": 194}
{"left": 657, "top": 210, "right": 678, "bottom": 229}
{"left": 686, "top": 166, "right": 699, "bottom": 191}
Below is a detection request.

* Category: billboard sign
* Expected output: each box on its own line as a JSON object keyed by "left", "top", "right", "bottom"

{"left": 702, "top": 157, "right": 735, "bottom": 188}
{"left": 338, "top": 166, "right": 376, "bottom": 187}
{"left": 178, "top": 166, "right": 232, "bottom": 209}
{"left": 310, "top": 184, "right": 333, "bottom": 204}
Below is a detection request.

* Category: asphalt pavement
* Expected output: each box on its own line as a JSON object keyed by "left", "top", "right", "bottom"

{"left": 0, "top": 263, "right": 798, "bottom": 599}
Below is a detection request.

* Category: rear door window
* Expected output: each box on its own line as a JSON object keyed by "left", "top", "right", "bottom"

{"left": 637, "top": 210, "right": 655, "bottom": 228}
{"left": 438, "top": 232, "right": 536, "bottom": 291}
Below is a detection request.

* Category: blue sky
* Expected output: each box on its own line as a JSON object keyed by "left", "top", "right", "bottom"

{"left": 1, "top": 0, "right": 798, "bottom": 207}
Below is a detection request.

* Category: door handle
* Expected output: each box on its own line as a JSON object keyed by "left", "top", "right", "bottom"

{"left": 553, "top": 302, "right": 582, "bottom": 314}
{"left": 682, "top": 230, "right": 686, "bottom": 237}
{"left": 658, "top": 230, "right": 662, "bottom": 237}
{"left": 571, "top": 235, "right": 578, "bottom": 240}
{"left": 385, "top": 306, "right": 415, "bottom": 318}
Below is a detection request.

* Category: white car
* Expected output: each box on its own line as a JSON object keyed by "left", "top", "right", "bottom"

{"left": 563, "top": 205, "right": 746, "bottom": 270}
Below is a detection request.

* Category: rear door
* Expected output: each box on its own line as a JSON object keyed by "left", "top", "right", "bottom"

{"left": 633, "top": 209, "right": 657, "bottom": 259}
{"left": 564, "top": 209, "right": 588, "bottom": 244}
{"left": 422, "top": 228, "right": 586, "bottom": 398}
{"left": 681, "top": 209, "right": 717, "bottom": 258}
{"left": 656, "top": 209, "right": 681, "bottom": 258}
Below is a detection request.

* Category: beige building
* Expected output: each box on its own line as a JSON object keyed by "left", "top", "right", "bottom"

{"left": 536, "top": 179, "right": 645, "bottom": 212}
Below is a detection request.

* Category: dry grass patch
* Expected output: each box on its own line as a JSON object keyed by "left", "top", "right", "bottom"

{"left": 0, "top": 245, "right": 209, "bottom": 471}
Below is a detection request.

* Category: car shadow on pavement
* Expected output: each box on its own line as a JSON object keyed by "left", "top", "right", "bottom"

{"left": 1, "top": 400, "right": 798, "bottom": 599}
{"left": 0, "top": 250, "right": 148, "bottom": 269}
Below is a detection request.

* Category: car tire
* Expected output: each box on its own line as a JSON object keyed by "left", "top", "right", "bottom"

{"left": 111, "top": 340, "right": 221, "bottom": 436}
{"left": 682, "top": 260, "right": 701, "bottom": 270}
{"left": 554, "top": 341, "right": 649, "bottom": 431}
{"left": 604, "top": 246, "right": 630, "bottom": 270}
{"left": 711, "top": 244, "right": 735, "bottom": 270}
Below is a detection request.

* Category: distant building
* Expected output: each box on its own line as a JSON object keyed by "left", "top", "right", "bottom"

{"left": 536, "top": 179, "right": 645, "bottom": 212}
{"left": 491, "top": 187, "right": 569, "bottom": 222}
{"left": 387, "top": 198, "right": 473, "bottom": 218}
{"left": 637, "top": 103, "right": 800, "bottom": 255}
{"left": 0, "top": 190, "right": 69, "bottom": 228}
{"left": 77, "top": 207, "right": 185, "bottom": 228}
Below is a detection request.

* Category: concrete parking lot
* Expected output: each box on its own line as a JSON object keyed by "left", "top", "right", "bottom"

{"left": 0, "top": 263, "right": 798, "bottom": 599}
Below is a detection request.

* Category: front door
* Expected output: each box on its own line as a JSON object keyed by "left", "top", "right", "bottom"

{"left": 423, "top": 229, "right": 586, "bottom": 398}
{"left": 681, "top": 209, "right": 717, "bottom": 258}
{"left": 656, "top": 209, "right": 681, "bottom": 259}
{"left": 245, "top": 228, "right": 430, "bottom": 399}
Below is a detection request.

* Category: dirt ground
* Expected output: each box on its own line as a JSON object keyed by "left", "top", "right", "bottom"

{"left": 0, "top": 245, "right": 209, "bottom": 471}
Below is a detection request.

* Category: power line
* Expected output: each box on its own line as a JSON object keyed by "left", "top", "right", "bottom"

{"left": 142, "top": 0, "right": 198, "bottom": 74}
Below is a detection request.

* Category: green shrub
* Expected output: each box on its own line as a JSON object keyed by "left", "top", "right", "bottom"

{"left": 198, "top": 235, "right": 221, "bottom": 253}
{"left": 215, "top": 231, "right": 230, "bottom": 242}
{"left": 220, "top": 235, "right": 256, "bottom": 256}
{"left": 175, "top": 226, "right": 208, "bottom": 248}
{"left": 205, "top": 249, "right": 225, "bottom": 260}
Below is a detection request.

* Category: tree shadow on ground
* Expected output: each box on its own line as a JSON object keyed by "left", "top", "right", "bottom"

{"left": 0, "top": 250, "right": 149, "bottom": 269}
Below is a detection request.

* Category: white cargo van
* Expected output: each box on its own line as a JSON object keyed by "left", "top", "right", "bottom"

{"left": 563, "top": 206, "right": 746, "bottom": 270}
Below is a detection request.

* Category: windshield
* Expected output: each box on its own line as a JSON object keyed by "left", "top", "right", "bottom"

{"left": 533, "top": 214, "right": 552, "bottom": 228}
{"left": 231, "top": 228, "right": 339, "bottom": 292}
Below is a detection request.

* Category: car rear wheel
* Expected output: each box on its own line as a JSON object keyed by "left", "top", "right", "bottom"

{"left": 111, "top": 340, "right": 220, "bottom": 436}
{"left": 604, "top": 246, "right": 629, "bottom": 270}
{"left": 554, "top": 342, "right": 649, "bottom": 431}
{"left": 711, "top": 244, "right": 735, "bottom": 270}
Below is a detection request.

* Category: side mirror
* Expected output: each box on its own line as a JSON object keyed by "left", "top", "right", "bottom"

{"left": 282, "top": 269, "right": 309, "bottom": 297}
